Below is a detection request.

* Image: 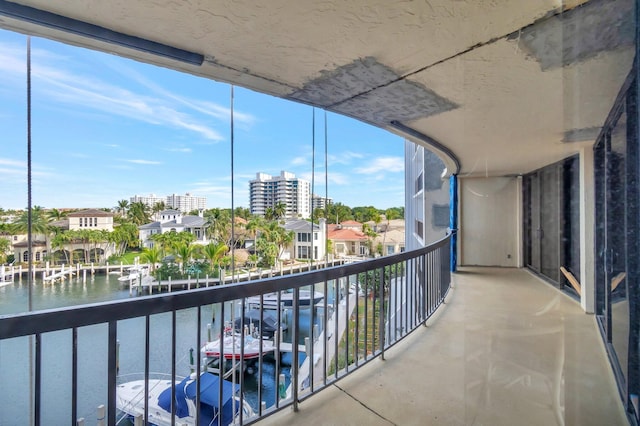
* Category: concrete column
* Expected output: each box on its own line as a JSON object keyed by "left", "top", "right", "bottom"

{"left": 579, "top": 146, "right": 595, "bottom": 313}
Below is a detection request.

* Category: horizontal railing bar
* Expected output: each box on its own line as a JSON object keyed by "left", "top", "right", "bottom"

{"left": 1, "top": 236, "right": 450, "bottom": 340}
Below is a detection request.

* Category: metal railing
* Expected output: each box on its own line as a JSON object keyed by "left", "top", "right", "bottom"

{"left": 0, "top": 235, "right": 451, "bottom": 426}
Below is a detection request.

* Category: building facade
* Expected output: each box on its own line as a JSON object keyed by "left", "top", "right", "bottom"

{"left": 282, "top": 218, "right": 327, "bottom": 261}
{"left": 166, "top": 193, "right": 206, "bottom": 213}
{"left": 311, "top": 194, "right": 332, "bottom": 210}
{"left": 249, "top": 171, "right": 311, "bottom": 218}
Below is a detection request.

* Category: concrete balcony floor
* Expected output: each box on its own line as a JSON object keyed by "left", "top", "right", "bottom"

{"left": 259, "top": 267, "right": 627, "bottom": 426}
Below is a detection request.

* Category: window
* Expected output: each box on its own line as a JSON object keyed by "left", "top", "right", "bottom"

{"left": 415, "top": 220, "right": 424, "bottom": 239}
{"left": 35, "top": 252, "right": 40, "bottom": 261}
{"left": 23, "top": 251, "right": 29, "bottom": 262}
{"left": 415, "top": 172, "right": 423, "bottom": 194}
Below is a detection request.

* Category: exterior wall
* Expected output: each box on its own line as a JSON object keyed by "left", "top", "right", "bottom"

{"left": 459, "top": 177, "right": 519, "bottom": 267}
{"left": 405, "top": 141, "right": 450, "bottom": 251}
{"left": 68, "top": 215, "right": 113, "bottom": 231}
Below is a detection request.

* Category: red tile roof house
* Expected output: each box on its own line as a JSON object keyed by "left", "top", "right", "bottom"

{"left": 327, "top": 221, "right": 370, "bottom": 258}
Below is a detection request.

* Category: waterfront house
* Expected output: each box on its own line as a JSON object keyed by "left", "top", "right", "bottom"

{"left": 138, "top": 209, "right": 208, "bottom": 248}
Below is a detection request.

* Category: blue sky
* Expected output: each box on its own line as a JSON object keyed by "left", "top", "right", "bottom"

{"left": 0, "top": 29, "right": 405, "bottom": 211}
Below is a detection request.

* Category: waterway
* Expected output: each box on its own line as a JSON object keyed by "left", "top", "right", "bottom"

{"left": 0, "top": 273, "right": 324, "bottom": 425}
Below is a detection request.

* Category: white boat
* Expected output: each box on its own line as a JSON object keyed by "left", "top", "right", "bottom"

{"left": 116, "top": 372, "right": 255, "bottom": 426}
{"left": 118, "top": 266, "right": 148, "bottom": 283}
{"left": 201, "top": 333, "right": 276, "bottom": 361}
{"left": 246, "top": 289, "right": 324, "bottom": 309}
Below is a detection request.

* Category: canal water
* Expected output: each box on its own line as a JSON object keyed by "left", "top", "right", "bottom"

{"left": 0, "top": 273, "right": 323, "bottom": 425}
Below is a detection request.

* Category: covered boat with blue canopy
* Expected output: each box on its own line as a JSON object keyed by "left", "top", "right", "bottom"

{"left": 117, "top": 371, "right": 254, "bottom": 426}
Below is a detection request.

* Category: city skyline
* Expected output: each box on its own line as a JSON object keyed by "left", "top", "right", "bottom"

{"left": 0, "top": 29, "right": 405, "bottom": 211}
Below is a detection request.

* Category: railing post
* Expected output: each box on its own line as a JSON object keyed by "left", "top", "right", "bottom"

{"left": 379, "top": 267, "right": 385, "bottom": 360}
{"left": 292, "top": 287, "right": 300, "bottom": 411}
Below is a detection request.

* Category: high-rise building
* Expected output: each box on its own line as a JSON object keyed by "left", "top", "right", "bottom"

{"left": 130, "top": 193, "right": 206, "bottom": 213}
{"left": 130, "top": 194, "right": 165, "bottom": 208}
{"left": 249, "top": 171, "right": 311, "bottom": 218}
{"left": 311, "top": 194, "right": 333, "bottom": 210}
{"left": 166, "top": 193, "right": 206, "bottom": 213}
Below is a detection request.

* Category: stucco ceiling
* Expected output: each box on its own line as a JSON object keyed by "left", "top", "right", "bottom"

{"left": 0, "top": 0, "right": 635, "bottom": 176}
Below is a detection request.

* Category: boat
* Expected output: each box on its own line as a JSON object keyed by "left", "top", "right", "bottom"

{"left": 232, "top": 309, "right": 287, "bottom": 338}
{"left": 245, "top": 289, "right": 324, "bottom": 309}
{"left": 117, "top": 265, "right": 148, "bottom": 283}
{"left": 116, "top": 371, "right": 254, "bottom": 426}
{"left": 201, "top": 333, "right": 276, "bottom": 361}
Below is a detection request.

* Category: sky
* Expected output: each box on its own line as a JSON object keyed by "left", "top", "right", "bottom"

{"left": 0, "top": 29, "right": 406, "bottom": 211}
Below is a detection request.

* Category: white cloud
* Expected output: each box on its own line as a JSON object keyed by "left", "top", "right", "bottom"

{"left": 327, "top": 151, "right": 364, "bottom": 165}
{"left": 165, "top": 147, "right": 193, "bottom": 153}
{"left": 298, "top": 171, "right": 349, "bottom": 186}
{"left": 291, "top": 156, "right": 307, "bottom": 166}
{"left": 0, "top": 41, "right": 225, "bottom": 141}
{"left": 125, "top": 159, "right": 163, "bottom": 165}
{"left": 355, "top": 157, "right": 404, "bottom": 174}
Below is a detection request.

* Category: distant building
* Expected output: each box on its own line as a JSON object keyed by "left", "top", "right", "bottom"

{"left": 249, "top": 171, "right": 311, "bottom": 219}
{"left": 166, "top": 193, "right": 206, "bottom": 213}
{"left": 130, "top": 193, "right": 207, "bottom": 213}
{"left": 130, "top": 193, "right": 165, "bottom": 208}
{"left": 311, "top": 194, "right": 332, "bottom": 210}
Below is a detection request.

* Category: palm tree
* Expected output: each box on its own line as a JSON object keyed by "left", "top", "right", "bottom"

{"left": 116, "top": 200, "right": 129, "bottom": 217}
{"left": 273, "top": 202, "right": 286, "bottom": 220}
{"left": 46, "top": 208, "right": 67, "bottom": 222}
{"left": 246, "top": 253, "right": 259, "bottom": 269}
{"left": 11, "top": 207, "right": 50, "bottom": 235}
{"left": 381, "top": 208, "right": 400, "bottom": 253}
{"left": 204, "top": 209, "right": 231, "bottom": 244}
{"left": 128, "top": 201, "right": 151, "bottom": 226}
{"left": 141, "top": 246, "right": 163, "bottom": 271}
{"left": 152, "top": 201, "right": 166, "bottom": 216}
{"left": 173, "top": 241, "right": 195, "bottom": 273}
{"left": 109, "top": 222, "right": 139, "bottom": 256}
{"left": 362, "top": 223, "right": 377, "bottom": 257}
{"left": 201, "top": 241, "right": 229, "bottom": 270}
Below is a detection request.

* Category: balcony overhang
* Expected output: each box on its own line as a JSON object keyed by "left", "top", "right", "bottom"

{"left": 0, "top": 0, "right": 634, "bottom": 176}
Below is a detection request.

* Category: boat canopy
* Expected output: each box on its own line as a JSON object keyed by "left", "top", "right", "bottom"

{"left": 157, "top": 373, "right": 239, "bottom": 425}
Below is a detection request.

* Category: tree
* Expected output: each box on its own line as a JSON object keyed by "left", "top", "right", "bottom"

{"left": 173, "top": 241, "right": 195, "bottom": 273}
{"left": 0, "top": 237, "right": 10, "bottom": 264}
{"left": 128, "top": 201, "right": 151, "bottom": 226}
{"left": 141, "top": 246, "right": 163, "bottom": 271}
{"left": 116, "top": 199, "right": 129, "bottom": 217}
{"left": 273, "top": 202, "right": 286, "bottom": 220}
{"left": 201, "top": 241, "right": 229, "bottom": 270}
{"left": 204, "top": 208, "right": 231, "bottom": 245}
{"left": 46, "top": 208, "right": 67, "bottom": 222}
{"left": 152, "top": 201, "right": 167, "bottom": 215}
{"left": 362, "top": 223, "right": 377, "bottom": 257}
{"left": 10, "top": 207, "right": 50, "bottom": 236}
{"left": 110, "top": 222, "right": 139, "bottom": 256}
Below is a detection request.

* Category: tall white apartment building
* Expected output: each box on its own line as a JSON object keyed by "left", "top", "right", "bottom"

{"left": 130, "top": 194, "right": 165, "bottom": 208}
{"left": 166, "top": 193, "right": 207, "bottom": 213}
{"left": 249, "top": 171, "right": 311, "bottom": 219}
{"left": 311, "top": 194, "right": 332, "bottom": 210}
{"left": 130, "top": 193, "right": 206, "bottom": 213}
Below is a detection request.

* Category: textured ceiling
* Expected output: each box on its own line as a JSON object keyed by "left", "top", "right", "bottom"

{"left": 0, "top": 0, "right": 634, "bottom": 176}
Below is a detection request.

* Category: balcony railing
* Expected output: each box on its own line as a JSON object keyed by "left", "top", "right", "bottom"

{"left": 0, "top": 235, "right": 451, "bottom": 426}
